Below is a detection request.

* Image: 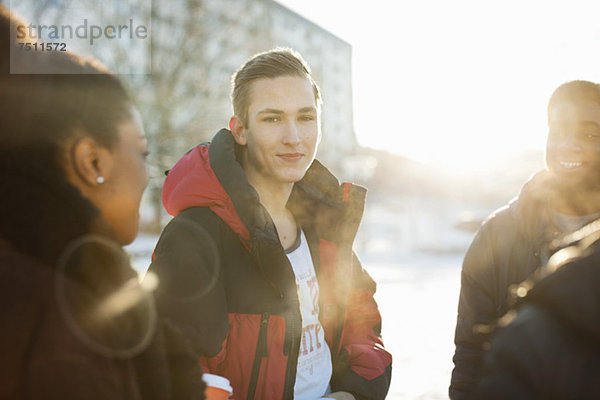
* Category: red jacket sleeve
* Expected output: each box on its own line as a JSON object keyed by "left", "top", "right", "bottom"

{"left": 331, "top": 252, "right": 392, "bottom": 400}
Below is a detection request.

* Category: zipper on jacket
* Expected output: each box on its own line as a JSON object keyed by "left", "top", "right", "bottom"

{"left": 247, "top": 312, "right": 269, "bottom": 400}
{"left": 281, "top": 313, "right": 302, "bottom": 400}
{"left": 282, "top": 335, "right": 298, "bottom": 399}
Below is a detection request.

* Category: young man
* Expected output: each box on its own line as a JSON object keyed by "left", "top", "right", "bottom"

{"left": 150, "top": 48, "right": 392, "bottom": 400}
{"left": 450, "top": 80, "right": 600, "bottom": 399}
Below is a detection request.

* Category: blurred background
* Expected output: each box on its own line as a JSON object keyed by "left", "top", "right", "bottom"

{"left": 7, "top": 0, "right": 600, "bottom": 398}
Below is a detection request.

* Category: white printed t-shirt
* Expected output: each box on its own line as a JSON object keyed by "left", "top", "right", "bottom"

{"left": 285, "top": 228, "right": 332, "bottom": 400}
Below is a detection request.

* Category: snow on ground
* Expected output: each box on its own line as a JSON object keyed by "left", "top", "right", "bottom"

{"left": 354, "top": 199, "right": 473, "bottom": 399}
{"left": 124, "top": 233, "right": 157, "bottom": 276}
{"left": 366, "top": 255, "right": 462, "bottom": 399}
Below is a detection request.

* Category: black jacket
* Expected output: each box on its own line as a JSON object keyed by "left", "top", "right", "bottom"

{"left": 473, "top": 220, "right": 600, "bottom": 399}
{"left": 0, "top": 151, "right": 203, "bottom": 400}
{"left": 149, "top": 129, "right": 392, "bottom": 400}
{"left": 450, "top": 171, "right": 563, "bottom": 399}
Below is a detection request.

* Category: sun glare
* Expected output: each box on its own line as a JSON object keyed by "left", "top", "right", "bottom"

{"left": 278, "top": 0, "right": 600, "bottom": 174}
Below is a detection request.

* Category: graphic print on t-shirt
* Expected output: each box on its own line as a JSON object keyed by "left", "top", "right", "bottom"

{"left": 286, "top": 229, "right": 332, "bottom": 400}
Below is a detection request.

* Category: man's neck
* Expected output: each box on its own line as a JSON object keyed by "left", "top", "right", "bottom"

{"left": 246, "top": 173, "right": 298, "bottom": 250}
{"left": 552, "top": 186, "right": 600, "bottom": 216}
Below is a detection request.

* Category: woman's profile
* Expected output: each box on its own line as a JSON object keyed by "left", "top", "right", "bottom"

{"left": 0, "top": 6, "right": 204, "bottom": 400}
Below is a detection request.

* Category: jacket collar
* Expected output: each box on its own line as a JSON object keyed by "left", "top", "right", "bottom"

{"left": 208, "top": 129, "right": 272, "bottom": 238}
{"left": 210, "top": 129, "right": 366, "bottom": 246}
{"left": 509, "top": 170, "right": 558, "bottom": 246}
{"left": 164, "top": 129, "right": 367, "bottom": 249}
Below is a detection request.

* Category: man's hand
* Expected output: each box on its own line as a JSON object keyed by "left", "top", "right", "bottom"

{"left": 321, "top": 391, "right": 356, "bottom": 400}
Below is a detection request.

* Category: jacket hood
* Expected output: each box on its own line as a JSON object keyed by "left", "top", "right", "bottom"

{"left": 162, "top": 129, "right": 366, "bottom": 251}
{"left": 162, "top": 130, "right": 253, "bottom": 250}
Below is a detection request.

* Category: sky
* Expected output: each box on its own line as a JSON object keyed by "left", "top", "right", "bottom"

{"left": 277, "top": 0, "right": 600, "bottom": 170}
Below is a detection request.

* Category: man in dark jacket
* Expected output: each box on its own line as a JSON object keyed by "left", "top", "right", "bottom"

{"left": 473, "top": 219, "right": 600, "bottom": 399}
{"left": 450, "top": 80, "right": 600, "bottom": 399}
{"left": 149, "top": 48, "right": 392, "bottom": 400}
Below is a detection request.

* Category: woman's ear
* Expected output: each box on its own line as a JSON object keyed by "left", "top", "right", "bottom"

{"left": 229, "top": 115, "right": 247, "bottom": 146}
{"left": 69, "top": 136, "right": 113, "bottom": 187}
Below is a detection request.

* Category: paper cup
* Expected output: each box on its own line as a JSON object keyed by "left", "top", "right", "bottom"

{"left": 202, "top": 373, "right": 233, "bottom": 400}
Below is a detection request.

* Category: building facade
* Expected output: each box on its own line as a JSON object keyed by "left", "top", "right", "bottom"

{"left": 4, "top": 0, "right": 357, "bottom": 226}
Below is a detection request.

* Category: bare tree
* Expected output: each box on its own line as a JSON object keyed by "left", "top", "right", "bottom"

{"left": 7, "top": 0, "right": 266, "bottom": 229}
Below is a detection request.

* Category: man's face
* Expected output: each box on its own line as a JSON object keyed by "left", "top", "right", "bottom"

{"left": 238, "top": 75, "right": 320, "bottom": 187}
{"left": 546, "top": 101, "right": 600, "bottom": 190}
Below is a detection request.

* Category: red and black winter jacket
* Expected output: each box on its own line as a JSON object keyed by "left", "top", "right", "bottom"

{"left": 149, "top": 129, "right": 392, "bottom": 400}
